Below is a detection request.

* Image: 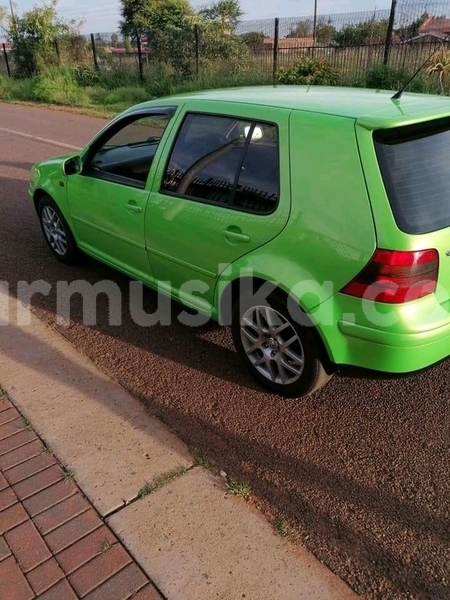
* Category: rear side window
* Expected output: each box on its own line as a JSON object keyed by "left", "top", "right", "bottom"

{"left": 161, "top": 113, "right": 280, "bottom": 214}
{"left": 375, "top": 121, "right": 450, "bottom": 234}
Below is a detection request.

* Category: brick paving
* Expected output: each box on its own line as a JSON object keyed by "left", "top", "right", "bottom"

{"left": 0, "top": 397, "right": 163, "bottom": 600}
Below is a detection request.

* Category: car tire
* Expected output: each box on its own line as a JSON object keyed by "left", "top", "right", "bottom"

{"left": 37, "top": 195, "right": 81, "bottom": 265}
{"left": 231, "top": 292, "right": 332, "bottom": 398}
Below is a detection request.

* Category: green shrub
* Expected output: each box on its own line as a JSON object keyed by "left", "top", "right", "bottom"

{"left": 1, "top": 77, "right": 36, "bottom": 101}
{"left": 73, "top": 63, "right": 100, "bottom": 87}
{"left": 276, "top": 58, "right": 342, "bottom": 86}
{"left": 89, "top": 86, "right": 149, "bottom": 106}
{"left": 365, "top": 64, "right": 408, "bottom": 90}
{"left": 97, "top": 67, "right": 142, "bottom": 90}
{"left": 32, "top": 70, "right": 85, "bottom": 105}
{"left": 0, "top": 75, "right": 7, "bottom": 100}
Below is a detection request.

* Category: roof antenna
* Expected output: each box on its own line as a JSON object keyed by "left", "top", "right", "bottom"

{"left": 391, "top": 39, "right": 444, "bottom": 101}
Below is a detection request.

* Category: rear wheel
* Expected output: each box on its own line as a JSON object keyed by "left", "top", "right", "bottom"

{"left": 37, "top": 195, "right": 81, "bottom": 265}
{"left": 232, "top": 293, "right": 332, "bottom": 397}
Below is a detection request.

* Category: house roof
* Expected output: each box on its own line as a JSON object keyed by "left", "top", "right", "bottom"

{"left": 419, "top": 17, "right": 450, "bottom": 35}
{"left": 263, "top": 36, "right": 319, "bottom": 48}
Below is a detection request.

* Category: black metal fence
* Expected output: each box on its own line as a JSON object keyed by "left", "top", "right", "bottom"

{"left": 2, "top": 0, "right": 450, "bottom": 85}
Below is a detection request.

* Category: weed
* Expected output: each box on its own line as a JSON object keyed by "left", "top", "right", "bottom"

{"left": 63, "top": 468, "right": 75, "bottom": 482}
{"left": 195, "top": 454, "right": 214, "bottom": 470}
{"left": 22, "top": 417, "right": 33, "bottom": 431}
{"left": 226, "top": 478, "right": 252, "bottom": 498}
{"left": 100, "top": 540, "right": 114, "bottom": 553}
{"left": 137, "top": 466, "right": 188, "bottom": 499}
{"left": 43, "top": 441, "right": 53, "bottom": 454}
{"left": 274, "top": 520, "right": 298, "bottom": 542}
{"left": 189, "top": 447, "right": 214, "bottom": 470}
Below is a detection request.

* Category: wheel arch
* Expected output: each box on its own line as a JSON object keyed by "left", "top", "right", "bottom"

{"left": 33, "top": 188, "right": 49, "bottom": 213}
{"left": 218, "top": 275, "right": 334, "bottom": 374}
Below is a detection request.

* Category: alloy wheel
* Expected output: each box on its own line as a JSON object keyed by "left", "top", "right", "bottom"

{"left": 240, "top": 305, "right": 305, "bottom": 385}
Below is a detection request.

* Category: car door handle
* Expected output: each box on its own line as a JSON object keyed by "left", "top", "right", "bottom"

{"left": 125, "top": 201, "right": 142, "bottom": 214}
{"left": 222, "top": 228, "right": 250, "bottom": 243}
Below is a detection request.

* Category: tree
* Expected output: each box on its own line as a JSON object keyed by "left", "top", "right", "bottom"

{"left": 0, "top": 5, "right": 8, "bottom": 33}
{"left": 287, "top": 19, "right": 313, "bottom": 38}
{"left": 5, "top": 0, "right": 80, "bottom": 77}
{"left": 316, "top": 19, "right": 337, "bottom": 44}
{"left": 334, "top": 18, "right": 389, "bottom": 47}
{"left": 197, "top": 1, "right": 251, "bottom": 68}
{"left": 240, "top": 31, "right": 265, "bottom": 52}
{"left": 111, "top": 33, "right": 119, "bottom": 47}
{"left": 120, "top": 0, "right": 197, "bottom": 73}
{"left": 198, "top": 0, "right": 243, "bottom": 30}
{"left": 120, "top": 0, "right": 195, "bottom": 36}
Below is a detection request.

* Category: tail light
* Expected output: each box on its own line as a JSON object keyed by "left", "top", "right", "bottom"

{"left": 341, "top": 249, "right": 438, "bottom": 304}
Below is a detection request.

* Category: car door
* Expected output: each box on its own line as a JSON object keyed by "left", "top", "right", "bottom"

{"left": 67, "top": 107, "right": 177, "bottom": 281}
{"left": 145, "top": 102, "right": 291, "bottom": 312}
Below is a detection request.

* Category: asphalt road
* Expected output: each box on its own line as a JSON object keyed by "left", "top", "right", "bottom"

{"left": 1, "top": 103, "right": 449, "bottom": 600}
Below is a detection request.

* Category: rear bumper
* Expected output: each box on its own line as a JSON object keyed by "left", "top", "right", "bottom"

{"left": 337, "top": 318, "right": 450, "bottom": 373}
{"left": 317, "top": 294, "right": 450, "bottom": 374}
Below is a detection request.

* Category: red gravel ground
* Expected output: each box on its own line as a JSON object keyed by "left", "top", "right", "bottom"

{"left": 1, "top": 104, "right": 449, "bottom": 600}
{"left": 0, "top": 395, "right": 162, "bottom": 600}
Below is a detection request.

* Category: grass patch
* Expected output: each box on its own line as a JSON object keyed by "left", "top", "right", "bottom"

{"left": 274, "top": 520, "right": 298, "bottom": 542}
{"left": 100, "top": 540, "right": 114, "bottom": 554}
{"left": 137, "top": 466, "right": 188, "bottom": 499}
{"left": 190, "top": 447, "right": 214, "bottom": 470}
{"left": 0, "top": 63, "right": 273, "bottom": 116}
{"left": 0, "top": 387, "right": 9, "bottom": 399}
{"left": 226, "top": 478, "right": 252, "bottom": 498}
{"left": 21, "top": 417, "right": 34, "bottom": 431}
{"left": 43, "top": 441, "right": 53, "bottom": 453}
{"left": 63, "top": 468, "right": 75, "bottom": 482}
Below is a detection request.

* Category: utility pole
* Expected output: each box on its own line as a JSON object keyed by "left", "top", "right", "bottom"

{"left": 8, "top": 0, "right": 15, "bottom": 21}
{"left": 312, "top": 0, "right": 318, "bottom": 57}
{"left": 312, "top": 0, "right": 318, "bottom": 44}
{"left": 383, "top": 0, "right": 397, "bottom": 66}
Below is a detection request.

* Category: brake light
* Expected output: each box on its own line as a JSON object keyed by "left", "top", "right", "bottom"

{"left": 341, "top": 249, "right": 438, "bottom": 304}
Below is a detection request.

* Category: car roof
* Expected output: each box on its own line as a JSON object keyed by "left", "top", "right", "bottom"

{"left": 138, "top": 86, "right": 450, "bottom": 130}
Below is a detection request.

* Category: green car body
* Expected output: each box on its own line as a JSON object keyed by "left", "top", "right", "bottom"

{"left": 29, "top": 85, "right": 450, "bottom": 396}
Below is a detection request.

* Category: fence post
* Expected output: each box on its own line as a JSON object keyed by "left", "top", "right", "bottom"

{"left": 2, "top": 44, "right": 11, "bottom": 77}
{"left": 54, "top": 38, "right": 60, "bottom": 64}
{"left": 383, "top": 0, "right": 397, "bottom": 66}
{"left": 273, "top": 18, "right": 279, "bottom": 83}
{"left": 90, "top": 33, "right": 99, "bottom": 70}
{"left": 136, "top": 31, "right": 144, "bottom": 83}
{"left": 195, "top": 24, "right": 200, "bottom": 77}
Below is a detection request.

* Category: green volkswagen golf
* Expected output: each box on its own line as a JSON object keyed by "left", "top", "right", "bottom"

{"left": 29, "top": 85, "right": 450, "bottom": 397}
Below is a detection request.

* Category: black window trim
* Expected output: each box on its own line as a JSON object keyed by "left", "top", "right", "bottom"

{"left": 158, "top": 110, "right": 281, "bottom": 216}
{"left": 81, "top": 105, "right": 177, "bottom": 190}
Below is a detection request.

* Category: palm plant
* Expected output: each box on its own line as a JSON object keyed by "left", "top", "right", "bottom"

{"left": 426, "top": 49, "right": 450, "bottom": 95}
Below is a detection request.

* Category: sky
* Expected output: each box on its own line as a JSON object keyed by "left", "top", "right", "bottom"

{"left": 8, "top": 1, "right": 393, "bottom": 34}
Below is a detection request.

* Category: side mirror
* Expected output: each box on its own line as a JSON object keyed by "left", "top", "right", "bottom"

{"left": 63, "top": 156, "right": 81, "bottom": 176}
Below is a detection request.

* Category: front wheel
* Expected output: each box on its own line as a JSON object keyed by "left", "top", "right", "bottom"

{"left": 37, "top": 195, "right": 81, "bottom": 265}
{"left": 232, "top": 294, "right": 332, "bottom": 398}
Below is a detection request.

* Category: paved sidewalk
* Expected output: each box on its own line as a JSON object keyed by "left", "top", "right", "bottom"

{"left": 0, "top": 283, "right": 359, "bottom": 600}
{"left": 0, "top": 395, "right": 161, "bottom": 600}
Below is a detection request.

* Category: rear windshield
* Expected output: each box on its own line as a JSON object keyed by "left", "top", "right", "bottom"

{"left": 374, "top": 119, "right": 450, "bottom": 234}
